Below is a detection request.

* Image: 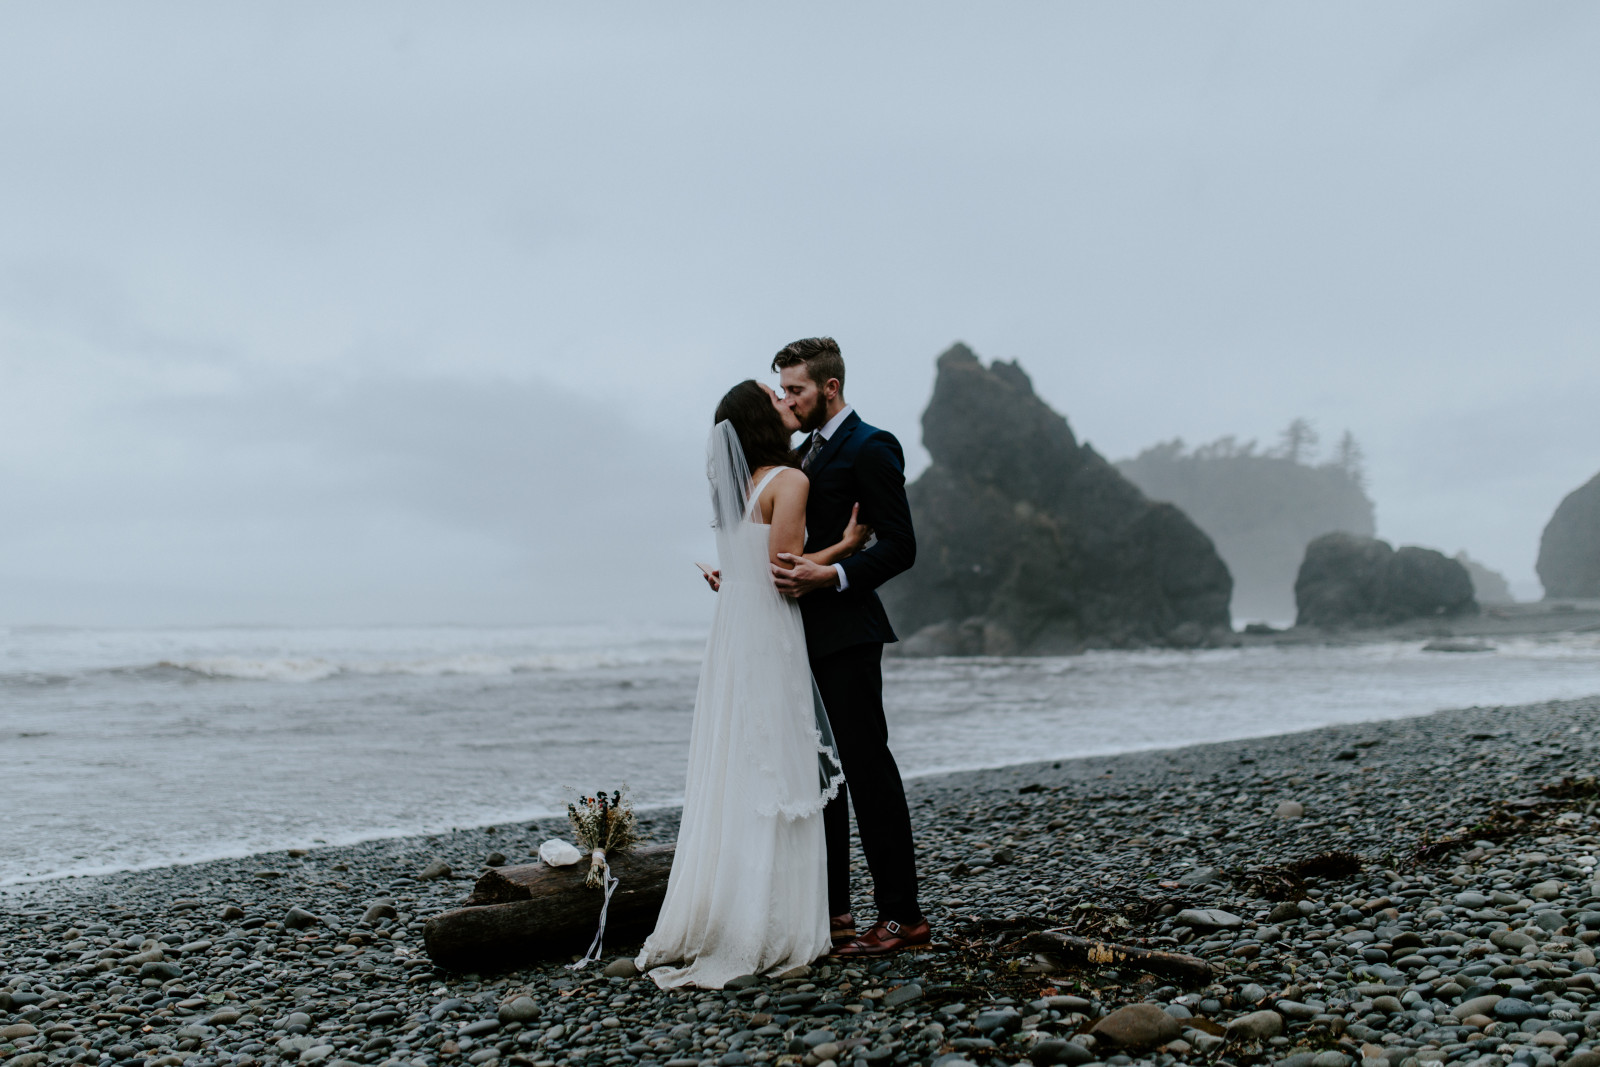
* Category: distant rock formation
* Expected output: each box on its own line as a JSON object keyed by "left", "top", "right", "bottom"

{"left": 1453, "top": 551, "right": 1515, "bottom": 605}
{"left": 884, "top": 344, "right": 1233, "bottom": 654}
{"left": 1117, "top": 433, "right": 1375, "bottom": 624}
{"left": 1537, "top": 471, "right": 1600, "bottom": 599}
{"left": 1294, "top": 533, "right": 1477, "bottom": 628}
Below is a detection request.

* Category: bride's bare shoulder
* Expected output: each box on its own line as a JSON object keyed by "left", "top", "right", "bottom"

{"left": 771, "top": 466, "right": 809, "bottom": 494}
{"left": 758, "top": 466, "right": 808, "bottom": 514}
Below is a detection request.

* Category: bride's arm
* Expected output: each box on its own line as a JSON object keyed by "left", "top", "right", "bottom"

{"left": 802, "top": 503, "right": 871, "bottom": 566}
{"left": 765, "top": 469, "right": 810, "bottom": 568}
{"left": 765, "top": 471, "right": 872, "bottom": 569}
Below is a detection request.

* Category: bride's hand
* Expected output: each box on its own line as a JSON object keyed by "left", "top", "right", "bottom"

{"left": 841, "top": 503, "right": 873, "bottom": 553}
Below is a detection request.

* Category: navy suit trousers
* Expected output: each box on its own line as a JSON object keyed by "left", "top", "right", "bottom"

{"left": 812, "top": 641, "right": 921, "bottom": 925}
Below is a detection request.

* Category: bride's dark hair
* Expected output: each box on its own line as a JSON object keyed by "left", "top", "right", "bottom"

{"left": 714, "top": 380, "right": 797, "bottom": 473}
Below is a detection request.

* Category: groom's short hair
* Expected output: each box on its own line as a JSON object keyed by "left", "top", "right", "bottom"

{"left": 772, "top": 336, "right": 845, "bottom": 392}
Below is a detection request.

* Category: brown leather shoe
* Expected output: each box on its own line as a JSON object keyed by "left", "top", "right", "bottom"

{"left": 830, "top": 913, "right": 857, "bottom": 946}
{"left": 831, "top": 918, "right": 931, "bottom": 957}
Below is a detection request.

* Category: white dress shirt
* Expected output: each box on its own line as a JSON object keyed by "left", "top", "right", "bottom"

{"left": 804, "top": 406, "right": 854, "bottom": 592}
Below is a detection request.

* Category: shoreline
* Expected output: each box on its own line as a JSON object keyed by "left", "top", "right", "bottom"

{"left": 4, "top": 694, "right": 1599, "bottom": 1067}
{"left": 14, "top": 630, "right": 1600, "bottom": 893}
{"left": 1233, "top": 601, "right": 1600, "bottom": 649}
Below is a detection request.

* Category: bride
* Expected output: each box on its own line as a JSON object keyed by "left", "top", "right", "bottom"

{"left": 636, "top": 379, "right": 867, "bottom": 989}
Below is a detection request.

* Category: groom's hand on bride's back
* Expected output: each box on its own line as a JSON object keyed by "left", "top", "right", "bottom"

{"left": 771, "top": 555, "right": 839, "bottom": 598}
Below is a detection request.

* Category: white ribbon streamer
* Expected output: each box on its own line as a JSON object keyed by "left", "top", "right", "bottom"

{"left": 567, "top": 854, "right": 620, "bottom": 970}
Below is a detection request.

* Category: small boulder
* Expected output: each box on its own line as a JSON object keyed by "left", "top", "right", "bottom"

{"left": 882, "top": 983, "right": 923, "bottom": 1008}
{"left": 1090, "top": 1003, "right": 1182, "bottom": 1050}
{"left": 1225, "top": 1010, "right": 1284, "bottom": 1041}
{"left": 973, "top": 1009, "right": 1022, "bottom": 1034}
{"left": 362, "top": 901, "right": 398, "bottom": 924}
{"left": 1177, "top": 867, "right": 1224, "bottom": 886}
{"left": 1043, "top": 995, "right": 1092, "bottom": 1012}
{"left": 1531, "top": 909, "right": 1567, "bottom": 932}
{"left": 1493, "top": 998, "right": 1538, "bottom": 1021}
{"left": 484, "top": 852, "right": 507, "bottom": 868}
{"left": 417, "top": 858, "right": 453, "bottom": 881}
{"left": 603, "top": 957, "right": 639, "bottom": 978}
{"left": 1027, "top": 1039, "right": 1093, "bottom": 1065}
{"left": 1275, "top": 1000, "right": 1318, "bottom": 1021}
{"left": 1268, "top": 901, "right": 1303, "bottom": 924}
{"left": 139, "top": 961, "right": 183, "bottom": 982}
{"left": 1455, "top": 994, "right": 1500, "bottom": 1019}
{"left": 1177, "top": 908, "right": 1243, "bottom": 930}
{"left": 1490, "top": 929, "right": 1534, "bottom": 952}
{"left": 497, "top": 997, "right": 540, "bottom": 1024}
{"left": 284, "top": 907, "right": 323, "bottom": 930}
{"left": 1274, "top": 801, "right": 1305, "bottom": 819}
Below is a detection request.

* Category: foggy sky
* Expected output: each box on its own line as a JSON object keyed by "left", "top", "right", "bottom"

{"left": 3, "top": 2, "right": 1597, "bottom": 626}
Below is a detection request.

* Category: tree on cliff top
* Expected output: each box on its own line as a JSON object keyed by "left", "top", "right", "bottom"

{"left": 1117, "top": 423, "right": 1375, "bottom": 624}
{"left": 1274, "top": 417, "right": 1320, "bottom": 465}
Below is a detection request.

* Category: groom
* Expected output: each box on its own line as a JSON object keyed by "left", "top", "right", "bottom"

{"left": 768, "top": 336, "right": 928, "bottom": 956}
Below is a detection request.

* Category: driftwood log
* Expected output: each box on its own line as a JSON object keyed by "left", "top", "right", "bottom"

{"left": 1026, "top": 931, "right": 1216, "bottom": 986}
{"left": 424, "top": 844, "right": 675, "bottom": 971}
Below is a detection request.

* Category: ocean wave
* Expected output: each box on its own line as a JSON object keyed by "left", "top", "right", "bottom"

{"left": 151, "top": 647, "right": 704, "bottom": 682}
{"left": 0, "top": 671, "right": 74, "bottom": 689}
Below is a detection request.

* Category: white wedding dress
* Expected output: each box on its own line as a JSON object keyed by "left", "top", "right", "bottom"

{"left": 636, "top": 422, "right": 845, "bottom": 989}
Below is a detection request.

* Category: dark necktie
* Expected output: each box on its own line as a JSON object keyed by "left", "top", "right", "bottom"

{"left": 802, "top": 432, "right": 825, "bottom": 471}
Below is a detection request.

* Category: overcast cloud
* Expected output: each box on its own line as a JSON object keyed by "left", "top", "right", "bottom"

{"left": 2, "top": 2, "right": 1596, "bottom": 625}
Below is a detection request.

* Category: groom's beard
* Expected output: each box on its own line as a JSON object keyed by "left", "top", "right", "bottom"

{"left": 796, "top": 400, "right": 827, "bottom": 434}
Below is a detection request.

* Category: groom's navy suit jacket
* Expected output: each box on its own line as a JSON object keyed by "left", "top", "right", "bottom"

{"left": 800, "top": 411, "right": 917, "bottom": 659}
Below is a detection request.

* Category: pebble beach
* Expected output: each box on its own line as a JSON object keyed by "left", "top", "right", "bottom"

{"left": 4, "top": 694, "right": 1599, "bottom": 1067}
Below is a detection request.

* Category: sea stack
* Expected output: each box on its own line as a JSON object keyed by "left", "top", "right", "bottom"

{"left": 1294, "top": 532, "right": 1477, "bottom": 628}
{"left": 884, "top": 344, "right": 1233, "bottom": 654}
{"left": 1537, "top": 470, "right": 1600, "bottom": 599}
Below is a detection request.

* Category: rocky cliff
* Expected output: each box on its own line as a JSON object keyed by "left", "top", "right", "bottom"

{"left": 1294, "top": 533, "right": 1477, "bottom": 628}
{"left": 884, "top": 345, "right": 1233, "bottom": 654}
{"left": 1454, "top": 551, "right": 1515, "bottom": 606}
{"left": 1117, "top": 437, "right": 1375, "bottom": 623}
{"left": 1537, "top": 470, "right": 1600, "bottom": 599}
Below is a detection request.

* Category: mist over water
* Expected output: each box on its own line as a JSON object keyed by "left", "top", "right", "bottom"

{"left": 4, "top": 5, "right": 1600, "bottom": 627}
{"left": 6, "top": 624, "right": 1600, "bottom": 886}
